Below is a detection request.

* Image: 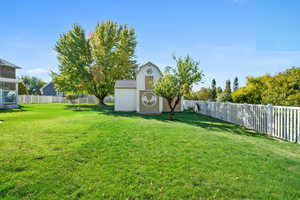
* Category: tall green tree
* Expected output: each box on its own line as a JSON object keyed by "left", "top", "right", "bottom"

{"left": 209, "top": 78, "right": 217, "bottom": 101}
{"left": 88, "top": 21, "right": 137, "bottom": 104}
{"left": 53, "top": 24, "right": 91, "bottom": 97}
{"left": 18, "top": 82, "right": 28, "bottom": 95}
{"left": 233, "top": 77, "right": 239, "bottom": 91}
{"left": 154, "top": 56, "right": 203, "bottom": 120}
{"left": 53, "top": 21, "right": 137, "bottom": 105}
{"left": 21, "top": 76, "right": 46, "bottom": 95}
{"left": 220, "top": 80, "right": 232, "bottom": 102}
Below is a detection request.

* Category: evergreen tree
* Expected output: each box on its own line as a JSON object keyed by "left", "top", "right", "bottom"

{"left": 222, "top": 80, "right": 232, "bottom": 102}
{"left": 233, "top": 77, "right": 239, "bottom": 91}
{"left": 209, "top": 78, "right": 217, "bottom": 101}
{"left": 216, "top": 86, "right": 223, "bottom": 94}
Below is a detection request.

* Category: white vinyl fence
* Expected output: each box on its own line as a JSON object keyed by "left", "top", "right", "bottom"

{"left": 183, "top": 100, "right": 300, "bottom": 143}
{"left": 18, "top": 95, "right": 114, "bottom": 104}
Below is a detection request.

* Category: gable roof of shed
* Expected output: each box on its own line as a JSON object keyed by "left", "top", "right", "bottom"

{"left": 0, "top": 58, "right": 21, "bottom": 69}
{"left": 137, "top": 61, "right": 162, "bottom": 75}
{"left": 115, "top": 80, "right": 136, "bottom": 89}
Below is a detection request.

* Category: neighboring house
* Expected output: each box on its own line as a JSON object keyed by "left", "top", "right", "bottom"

{"left": 114, "top": 62, "right": 182, "bottom": 114}
{"left": 40, "top": 82, "right": 63, "bottom": 96}
{"left": 0, "top": 58, "right": 21, "bottom": 109}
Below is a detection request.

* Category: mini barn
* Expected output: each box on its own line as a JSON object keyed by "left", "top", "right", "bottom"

{"left": 114, "top": 62, "right": 182, "bottom": 114}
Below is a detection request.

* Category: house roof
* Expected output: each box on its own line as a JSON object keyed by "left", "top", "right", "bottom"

{"left": 115, "top": 80, "right": 136, "bottom": 89}
{"left": 40, "top": 82, "right": 53, "bottom": 93}
{"left": 137, "top": 61, "right": 162, "bottom": 75}
{"left": 0, "top": 58, "right": 21, "bottom": 69}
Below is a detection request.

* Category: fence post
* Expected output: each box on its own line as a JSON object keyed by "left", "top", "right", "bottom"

{"left": 267, "top": 104, "right": 273, "bottom": 135}
{"left": 297, "top": 110, "right": 300, "bottom": 144}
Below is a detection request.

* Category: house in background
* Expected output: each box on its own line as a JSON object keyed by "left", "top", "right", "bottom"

{"left": 0, "top": 58, "right": 21, "bottom": 109}
{"left": 114, "top": 62, "right": 182, "bottom": 114}
{"left": 40, "top": 82, "right": 63, "bottom": 96}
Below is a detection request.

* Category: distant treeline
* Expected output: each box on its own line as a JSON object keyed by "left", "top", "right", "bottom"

{"left": 186, "top": 67, "right": 300, "bottom": 107}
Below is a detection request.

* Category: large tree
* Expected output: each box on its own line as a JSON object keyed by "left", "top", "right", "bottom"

{"left": 154, "top": 56, "right": 203, "bottom": 120}
{"left": 53, "top": 24, "right": 92, "bottom": 97}
{"left": 53, "top": 21, "right": 137, "bottom": 105}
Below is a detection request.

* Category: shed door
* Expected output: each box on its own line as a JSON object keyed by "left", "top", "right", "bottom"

{"left": 139, "top": 90, "right": 159, "bottom": 113}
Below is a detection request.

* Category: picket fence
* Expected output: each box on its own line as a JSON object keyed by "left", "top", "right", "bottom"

{"left": 18, "top": 95, "right": 114, "bottom": 104}
{"left": 183, "top": 100, "right": 300, "bottom": 143}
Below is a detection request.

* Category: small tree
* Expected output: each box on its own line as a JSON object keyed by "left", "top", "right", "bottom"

{"left": 233, "top": 77, "right": 239, "bottom": 91}
{"left": 221, "top": 80, "right": 232, "bottom": 102}
{"left": 154, "top": 55, "right": 203, "bottom": 120}
{"left": 18, "top": 82, "right": 28, "bottom": 95}
{"left": 216, "top": 86, "right": 223, "bottom": 95}
{"left": 209, "top": 78, "right": 217, "bottom": 101}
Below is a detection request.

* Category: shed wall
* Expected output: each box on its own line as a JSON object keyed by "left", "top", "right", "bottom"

{"left": 114, "top": 89, "right": 136, "bottom": 111}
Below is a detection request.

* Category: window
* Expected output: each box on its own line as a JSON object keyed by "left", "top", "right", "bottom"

{"left": 0, "top": 81, "right": 16, "bottom": 90}
{"left": 145, "top": 76, "right": 153, "bottom": 90}
{"left": 2, "top": 90, "right": 16, "bottom": 104}
{"left": 0, "top": 81, "right": 17, "bottom": 104}
{"left": 0, "top": 66, "right": 16, "bottom": 79}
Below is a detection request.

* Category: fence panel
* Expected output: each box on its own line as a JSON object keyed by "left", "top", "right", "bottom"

{"left": 183, "top": 100, "right": 300, "bottom": 143}
{"left": 18, "top": 95, "right": 114, "bottom": 105}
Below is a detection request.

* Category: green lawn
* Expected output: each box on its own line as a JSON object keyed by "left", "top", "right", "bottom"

{"left": 1, "top": 104, "right": 300, "bottom": 199}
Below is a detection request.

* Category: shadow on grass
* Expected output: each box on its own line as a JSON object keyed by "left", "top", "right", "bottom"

{"left": 65, "top": 104, "right": 268, "bottom": 139}
{"left": 0, "top": 105, "right": 28, "bottom": 113}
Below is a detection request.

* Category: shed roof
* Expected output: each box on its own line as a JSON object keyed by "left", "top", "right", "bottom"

{"left": 137, "top": 61, "right": 162, "bottom": 75}
{"left": 115, "top": 80, "right": 136, "bottom": 89}
{"left": 0, "top": 58, "right": 21, "bottom": 69}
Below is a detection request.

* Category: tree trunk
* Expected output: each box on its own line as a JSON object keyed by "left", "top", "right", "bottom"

{"left": 168, "top": 110, "right": 175, "bottom": 121}
{"left": 168, "top": 99, "right": 176, "bottom": 121}
{"left": 97, "top": 96, "right": 106, "bottom": 106}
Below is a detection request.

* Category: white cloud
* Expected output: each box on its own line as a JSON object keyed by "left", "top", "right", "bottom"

{"left": 26, "top": 68, "right": 49, "bottom": 75}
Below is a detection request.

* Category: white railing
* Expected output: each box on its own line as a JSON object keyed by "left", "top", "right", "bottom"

{"left": 183, "top": 100, "right": 300, "bottom": 143}
{"left": 18, "top": 95, "right": 114, "bottom": 104}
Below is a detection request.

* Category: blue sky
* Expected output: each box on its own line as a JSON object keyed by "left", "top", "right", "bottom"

{"left": 1, "top": 0, "right": 300, "bottom": 89}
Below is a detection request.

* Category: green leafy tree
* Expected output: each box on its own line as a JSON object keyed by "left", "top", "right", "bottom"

{"left": 88, "top": 21, "right": 137, "bottom": 104}
{"left": 18, "top": 82, "right": 28, "bottom": 95}
{"left": 21, "top": 76, "right": 46, "bottom": 95}
{"left": 185, "top": 87, "right": 210, "bottom": 101}
{"left": 261, "top": 68, "right": 300, "bottom": 106}
{"left": 233, "top": 77, "right": 239, "bottom": 91}
{"left": 209, "top": 78, "right": 217, "bottom": 101}
{"left": 231, "top": 70, "right": 300, "bottom": 106}
{"left": 52, "top": 24, "right": 92, "bottom": 98}
{"left": 53, "top": 21, "right": 137, "bottom": 105}
{"left": 232, "top": 75, "right": 268, "bottom": 104}
{"left": 154, "top": 55, "right": 203, "bottom": 120}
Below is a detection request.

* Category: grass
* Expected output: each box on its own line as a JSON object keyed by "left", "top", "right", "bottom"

{"left": 1, "top": 104, "right": 300, "bottom": 199}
